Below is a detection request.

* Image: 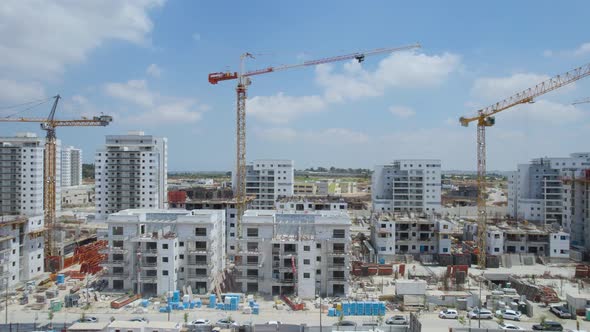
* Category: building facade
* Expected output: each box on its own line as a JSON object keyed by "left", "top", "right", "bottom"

{"left": 507, "top": 153, "right": 590, "bottom": 232}
{"left": 61, "top": 146, "right": 82, "bottom": 187}
{"left": 561, "top": 169, "right": 590, "bottom": 253}
{"left": 0, "top": 215, "right": 45, "bottom": 288}
{"left": 101, "top": 209, "right": 225, "bottom": 296}
{"left": 239, "top": 159, "right": 294, "bottom": 210}
{"left": 95, "top": 132, "right": 168, "bottom": 219}
{"left": 370, "top": 214, "right": 457, "bottom": 263}
{"left": 0, "top": 133, "right": 61, "bottom": 216}
{"left": 234, "top": 210, "right": 351, "bottom": 299}
{"left": 372, "top": 159, "right": 441, "bottom": 214}
{"left": 482, "top": 223, "right": 570, "bottom": 258}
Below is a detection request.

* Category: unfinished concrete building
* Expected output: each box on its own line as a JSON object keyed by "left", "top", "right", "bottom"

{"left": 234, "top": 210, "right": 351, "bottom": 299}
{"left": 562, "top": 169, "right": 590, "bottom": 255}
{"left": 275, "top": 196, "right": 348, "bottom": 212}
{"left": 101, "top": 209, "right": 225, "bottom": 296}
{"left": 370, "top": 213, "right": 459, "bottom": 263}
{"left": 0, "top": 215, "right": 45, "bottom": 288}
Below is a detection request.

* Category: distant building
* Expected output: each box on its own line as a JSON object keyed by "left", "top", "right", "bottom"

{"left": 0, "top": 133, "right": 61, "bottom": 216}
{"left": 235, "top": 159, "right": 294, "bottom": 210}
{"left": 294, "top": 181, "right": 317, "bottom": 196}
{"left": 372, "top": 159, "right": 442, "bottom": 214}
{"left": 235, "top": 210, "right": 351, "bottom": 299}
{"left": 61, "top": 146, "right": 82, "bottom": 187}
{"left": 94, "top": 131, "right": 168, "bottom": 219}
{"left": 101, "top": 209, "right": 225, "bottom": 296}
{"left": 276, "top": 197, "right": 348, "bottom": 213}
{"left": 507, "top": 153, "right": 590, "bottom": 232}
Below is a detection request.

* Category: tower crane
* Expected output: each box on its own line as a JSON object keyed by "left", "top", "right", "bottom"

{"left": 459, "top": 63, "right": 590, "bottom": 269}
{"left": 572, "top": 97, "right": 590, "bottom": 105}
{"left": 208, "top": 43, "right": 421, "bottom": 239}
{"left": 0, "top": 95, "right": 113, "bottom": 271}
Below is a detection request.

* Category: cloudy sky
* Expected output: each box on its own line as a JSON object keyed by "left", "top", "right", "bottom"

{"left": 1, "top": 1, "right": 589, "bottom": 171}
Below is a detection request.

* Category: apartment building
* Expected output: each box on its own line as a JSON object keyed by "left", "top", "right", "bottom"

{"left": 239, "top": 159, "right": 294, "bottom": 210}
{"left": 372, "top": 159, "right": 441, "bottom": 214}
{"left": 95, "top": 132, "right": 168, "bottom": 220}
{"left": 0, "top": 133, "right": 61, "bottom": 216}
{"left": 61, "top": 146, "right": 82, "bottom": 187}
{"left": 276, "top": 197, "right": 348, "bottom": 212}
{"left": 508, "top": 153, "right": 590, "bottom": 230}
{"left": 480, "top": 223, "right": 570, "bottom": 258}
{"left": 234, "top": 210, "right": 351, "bottom": 299}
{"left": 101, "top": 209, "right": 225, "bottom": 296}
{"left": 562, "top": 169, "right": 590, "bottom": 253}
{"left": 0, "top": 215, "right": 45, "bottom": 288}
{"left": 370, "top": 213, "right": 457, "bottom": 263}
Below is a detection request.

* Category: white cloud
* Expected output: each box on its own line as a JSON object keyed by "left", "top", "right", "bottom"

{"left": 250, "top": 51, "right": 460, "bottom": 123}
{"left": 192, "top": 32, "right": 201, "bottom": 41}
{"left": 0, "top": 1, "right": 164, "bottom": 79}
{"left": 146, "top": 64, "right": 162, "bottom": 78}
{"left": 103, "top": 79, "right": 203, "bottom": 125}
{"left": 471, "top": 73, "right": 550, "bottom": 101}
{"left": 254, "top": 127, "right": 368, "bottom": 144}
{"left": 248, "top": 92, "right": 326, "bottom": 124}
{"left": 542, "top": 50, "right": 553, "bottom": 57}
{"left": 573, "top": 42, "right": 590, "bottom": 56}
{"left": 0, "top": 79, "right": 45, "bottom": 103}
{"left": 501, "top": 99, "right": 586, "bottom": 124}
{"left": 388, "top": 105, "right": 415, "bottom": 118}
{"left": 104, "top": 80, "right": 155, "bottom": 107}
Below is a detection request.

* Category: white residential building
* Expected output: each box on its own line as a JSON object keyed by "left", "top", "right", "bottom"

{"left": 372, "top": 160, "right": 441, "bottom": 214}
{"left": 370, "top": 214, "right": 457, "bottom": 262}
{"left": 0, "top": 215, "right": 45, "bottom": 288}
{"left": 101, "top": 209, "right": 225, "bottom": 296}
{"left": 61, "top": 146, "right": 82, "bottom": 187}
{"left": 95, "top": 132, "right": 168, "bottom": 219}
{"left": 238, "top": 159, "right": 294, "bottom": 210}
{"left": 507, "top": 153, "right": 590, "bottom": 231}
{"left": 275, "top": 197, "right": 348, "bottom": 212}
{"left": 0, "top": 133, "right": 61, "bottom": 216}
{"left": 235, "top": 210, "right": 351, "bottom": 299}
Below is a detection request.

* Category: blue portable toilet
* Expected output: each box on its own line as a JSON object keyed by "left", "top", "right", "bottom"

{"left": 328, "top": 308, "right": 336, "bottom": 317}
{"left": 342, "top": 302, "right": 349, "bottom": 316}
{"left": 372, "top": 302, "right": 380, "bottom": 316}
{"left": 173, "top": 290, "right": 180, "bottom": 302}
{"left": 379, "top": 302, "right": 386, "bottom": 316}
{"left": 364, "top": 301, "right": 372, "bottom": 316}
{"left": 209, "top": 294, "right": 216, "bottom": 308}
{"left": 379, "top": 257, "right": 385, "bottom": 264}
{"left": 357, "top": 302, "right": 364, "bottom": 315}
{"left": 56, "top": 274, "right": 65, "bottom": 284}
{"left": 350, "top": 301, "right": 357, "bottom": 315}
{"left": 252, "top": 305, "right": 259, "bottom": 315}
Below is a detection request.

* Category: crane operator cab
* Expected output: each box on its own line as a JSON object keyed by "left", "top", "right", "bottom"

{"left": 355, "top": 54, "right": 365, "bottom": 63}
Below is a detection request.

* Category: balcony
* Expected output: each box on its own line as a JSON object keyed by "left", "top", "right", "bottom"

{"left": 186, "top": 260, "right": 212, "bottom": 268}
{"left": 187, "top": 246, "right": 208, "bottom": 254}
{"left": 103, "top": 271, "right": 130, "bottom": 278}
{"left": 103, "top": 259, "right": 126, "bottom": 266}
{"left": 101, "top": 247, "right": 128, "bottom": 254}
{"left": 187, "top": 273, "right": 213, "bottom": 281}
{"left": 272, "top": 278, "right": 295, "bottom": 284}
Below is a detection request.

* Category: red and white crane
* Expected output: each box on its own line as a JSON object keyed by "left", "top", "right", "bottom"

{"left": 208, "top": 43, "right": 421, "bottom": 242}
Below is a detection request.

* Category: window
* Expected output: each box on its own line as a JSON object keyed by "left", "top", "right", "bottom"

{"left": 195, "top": 228, "right": 207, "bottom": 236}
{"left": 179, "top": 241, "right": 184, "bottom": 247}
{"left": 179, "top": 254, "right": 184, "bottom": 259}
{"left": 162, "top": 257, "right": 169, "bottom": 263}
{"left": 247, "top": 228, "right": 258, "bottom": 237}
{"left": 316, "top": 243, "right": 321, "bottom": 249}
{"left": 163, "top": 270, "right": 169, "bottom": 276}
{"left": 162, "top": 244, "right": 168, "bottom": 249}
{"left": 304, "top": 259, "right": 310, "bottom": 265}
{"left": 333, "top": 229, "right": 345, "bottom": 238}
{"left": 303, "top": 273, "right": 310, "bottom": 279}
{"left": 316, "top": 256, "right": 321, "bottom": 262}
{"left": 316, "top": 269, "right": 321, "bottom": 275}
{"left": 304, "top": 245, "right": 310, "bottom": 251}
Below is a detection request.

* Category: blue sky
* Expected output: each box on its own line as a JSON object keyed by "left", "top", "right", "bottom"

{"left": 1, "top": 1, "right": 590, "bottom": 171}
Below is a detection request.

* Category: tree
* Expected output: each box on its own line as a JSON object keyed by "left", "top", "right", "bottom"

{"left": 82, "top": 163, "right": 95, "bottom": 179}
{"left": 48, "top": 311, "right": 54, "bottom": 328}
{"left": 183, "top": 312, "right": 189, "bottom": 325}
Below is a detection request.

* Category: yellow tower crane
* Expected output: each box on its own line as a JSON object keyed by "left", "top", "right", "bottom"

{"left": 459, "top": 63, "right": 590, "bottom": 269}
{"left": 0, "top": 95, "right": 112, "bottom": 271}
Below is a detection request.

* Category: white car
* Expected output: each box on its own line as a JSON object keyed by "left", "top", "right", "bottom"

{"left": 499, "top": 322, "right": 524, "bottom": 330}
{"left": 468, "top": 308, "right": 493, "bottom": 319}
{"left": 495, "top": 309, "right": 522, "bottom": 321}
{"left": 266, "top": 321, "right": 281, "bottom": 325}
{"left": 188, "top": 319, "right": 211, "bottom": 326}
{"left": 215, "top": 318, "right": 238, "bottom": 328}
{"left": 439, "top": 309, "right": 459, "bottom": 319}
{"left": 385, "top": 315, "right": 407, "bottom": 325}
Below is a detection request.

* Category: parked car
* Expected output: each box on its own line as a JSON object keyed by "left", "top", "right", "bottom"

{"left": 385, "top": 315, "right": 407, "bottom": 325}
{"left": 77, "top": 317, "right": 98, "bottom": 323}
{"left": 332, "top": 321, "right": 357, "bottom": 327}
{"left": 532, "top": 321, "right": 564, "bottom": 331}
{"left": 439, "top": 309, "right": 459, "bottom": 319}
{"left": 499, "top": 323, "right": 524, "bottom": 330}
{"left": 216, "top": 318, "right": 238, "bottom": 328}
{"left": 550, "top": 305, "right": 572, "bottom": 319}
{"left": 468, "top": 308, "right": 493, "bottom": 319}
{"left": 129, "top": 318, "right": 147, "bottom": 322}
{"left": 266, "top": 321, "right": 281, "bottom": 325}
{"left": 188, "top": 319, "right": 211, "bottom": 326}
{"left": 495, "top": 309, "right": 522, "bottom": 321}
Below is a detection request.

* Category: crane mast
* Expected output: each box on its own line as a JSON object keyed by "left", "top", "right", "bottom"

{"left": 210, "top": 44, "right": 421, "bottom": 250}
{"left": 460, "top": 62, "right": 590, "bottom": 269}
{"left": 0, "top": 95, "right": 113, "bottom": 271}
